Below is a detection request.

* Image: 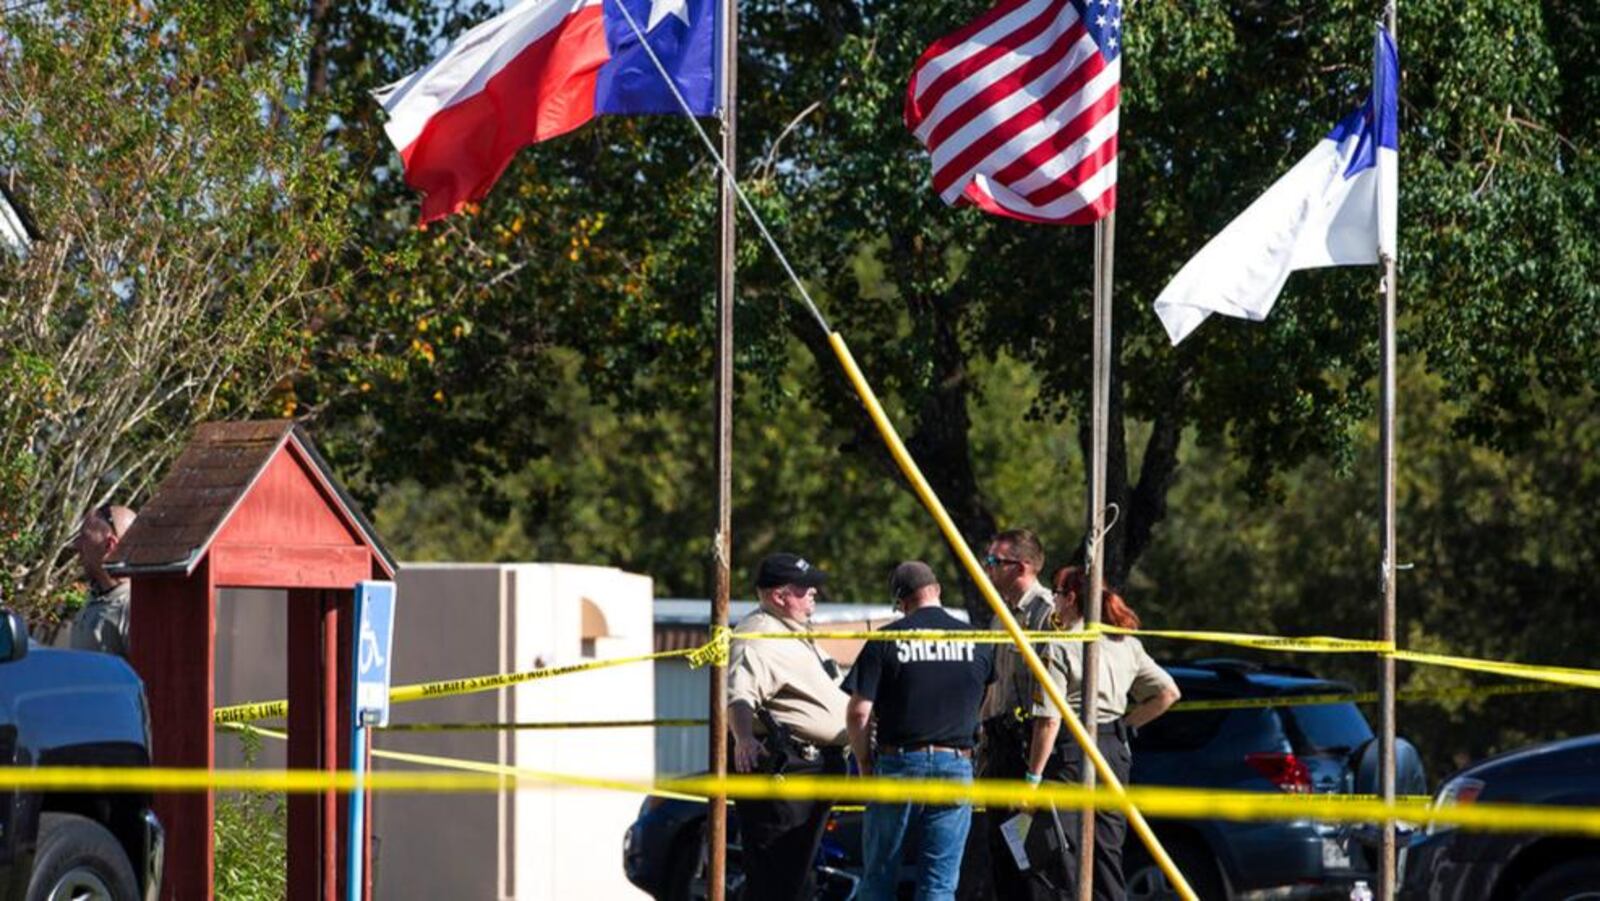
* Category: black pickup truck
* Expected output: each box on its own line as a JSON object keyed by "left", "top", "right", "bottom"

{"left": 0, "top": 609, "right": 162, "bottom": 901}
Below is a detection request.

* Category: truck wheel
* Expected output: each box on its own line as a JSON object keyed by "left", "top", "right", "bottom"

{"left": 26, "top": 813, "right": 140, "bottom": 901}
{"left": 664, "top": 820, "right": 744, "bottom": 901}
{"left": 1521, "top": 859, "right": 1600, "bottom": 901}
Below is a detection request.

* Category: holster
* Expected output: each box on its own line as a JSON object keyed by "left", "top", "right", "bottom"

{"left": 755, "top": 707, "right": 795, "bottom": 776}
{"left": 979, "top": 713, "right": 1031, "bottom": 779}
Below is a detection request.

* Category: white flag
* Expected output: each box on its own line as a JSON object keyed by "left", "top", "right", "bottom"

{"left": 1154, "top": 27, "right": 1398, "bottom": 345}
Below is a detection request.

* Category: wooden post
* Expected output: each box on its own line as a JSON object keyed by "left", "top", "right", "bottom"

{"left": 706, "top": 0, "right": 738, "bottom": 897}
{"left": 288, "top": 587, "right": 355, "bottom": 900}
{"left": 129, "top": 563, "right": 216, "bottom": 901}
{"left": 287, "top": 589, "right": 322, "bottom": 900}
{"left": 1078, "top": 212, "right": 1115, "bottom": 901}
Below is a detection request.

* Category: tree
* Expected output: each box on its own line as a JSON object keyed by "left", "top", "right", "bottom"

{"left": 0, "top": 0, "right": 348, "bottom": 622}
{"left": 301, "top": 0, "right": 1596, "bottom": 623}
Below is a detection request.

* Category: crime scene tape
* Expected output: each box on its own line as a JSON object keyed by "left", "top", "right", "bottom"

{"left": 213, "top": 645, "right": 708, "bottom": 725}
{"left": 1170, "top": 681, "right": 1569, "bottom": 713}
{"left": 216, "top": 682, "right": 1562, "bottom": 735}
{"left": 739, "top": 625, "right": 1600, "bottom": 692}
{"left": 379, "top": 719, "right": 710, "bottom": 732}
{"left": 229, "top": 721, "right": 1433, "bottom": 807}
{"left": 735, "top": 626, "right": 1391, "bottom": 654}
{"left": 1392, "top": 649, "right": 1600, "bottom": 692}
{"left": 225, "top": 723, "right": 707, "bottom": 803}
{"left": 212, "top": 623, "right": 1600, "bottom": 728}
{"left": 5, "top": 762, "right": 1596, "bottom": 838}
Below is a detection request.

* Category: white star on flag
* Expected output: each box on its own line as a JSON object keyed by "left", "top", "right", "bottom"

{"left": 1096, "top": 14, "right": 1106, "bottom": 26}
{"left": 648, "top": 0, "right": 690, "bottom": 31}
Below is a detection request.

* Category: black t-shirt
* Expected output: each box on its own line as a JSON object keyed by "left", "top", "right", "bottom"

{"left": 842, "top": 606, "right": 996, "bottom": 749}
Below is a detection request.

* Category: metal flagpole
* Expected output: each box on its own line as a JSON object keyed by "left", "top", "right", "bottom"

{"left": 706, "top": 0, "right": 739, "bottom": 895}
{"left": 1078, "top": 211, "right": 1115, "bottom": 901}
{"left": 1378, "top": 3, "right": 1399, "bottom": 898}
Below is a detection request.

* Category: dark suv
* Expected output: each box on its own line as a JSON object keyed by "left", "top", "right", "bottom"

{"left": 623, "top": 658, "right": 1423, "bottom": 900}
{"left": 1400, "top": 732, "right": 1600, "bottom": 901}
{"left": 1124, "top": 659, "right": 1426, "bottom": 899}
{"left": 0, "top": 609, "right": 163, "bottom": 901}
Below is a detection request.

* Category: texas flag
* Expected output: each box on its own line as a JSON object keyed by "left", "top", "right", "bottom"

{"left": 376, "top": 0, "right": 719, "bottom": 222}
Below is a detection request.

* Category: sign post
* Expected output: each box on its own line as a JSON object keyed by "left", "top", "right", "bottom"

{"left": 349, "top": 580, "right": 396, "bottom": 901}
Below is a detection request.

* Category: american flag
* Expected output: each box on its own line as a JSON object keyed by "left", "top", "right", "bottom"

{"left": 905, "top": 0, "right": 1121, "bottom": 225}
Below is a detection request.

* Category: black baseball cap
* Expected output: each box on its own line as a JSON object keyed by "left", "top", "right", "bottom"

{"left": 890, "top": 561, "right": 938, "bottom": 601}
{"left": 755, "top": 553, "right": 828, "bottom": 589}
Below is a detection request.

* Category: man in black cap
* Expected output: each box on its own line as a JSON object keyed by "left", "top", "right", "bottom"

{"left": 727, "top": 552, "right": 849, "bottom": 900}
{"left": 844, "top": 561, "right": 996, "bottom": 901}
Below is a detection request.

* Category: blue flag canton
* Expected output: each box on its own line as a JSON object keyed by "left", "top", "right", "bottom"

{"left": 596, "top": 0, "right": 719, "bottom": 116}
{"left": 1327, "top": 26, "right": 1400, "bottom": 179}
{"left": 1075, "top": 0, "right": 1123, "bottom": 62}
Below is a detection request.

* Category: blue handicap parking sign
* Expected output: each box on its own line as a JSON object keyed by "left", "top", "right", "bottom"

{"left": 354, "top": 581, "right": 397, "bottom": 727}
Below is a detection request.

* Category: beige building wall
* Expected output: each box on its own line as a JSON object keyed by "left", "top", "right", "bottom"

{"left": 212, "top": 564, "right": 654, "bottom": 900}
{"left": 376, "top": 563, "right": 654, "bottom": 900}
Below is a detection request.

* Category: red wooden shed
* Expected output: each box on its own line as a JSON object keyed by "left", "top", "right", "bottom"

{"left": 109, "top": 420, "right": 396, "bottom": 901}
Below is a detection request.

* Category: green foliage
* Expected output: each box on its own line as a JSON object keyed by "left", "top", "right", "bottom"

{"left": 1139, "top": 365, "right": 1600, "bottom": 777}
{"left": 303, "top": 0, "right": 1596, "bottom": 595}
{"left": 0, "top": 0, "right": 349, "bottom": 618}
{"left": 214, "top": 729, "right": 288, "bottom": 901}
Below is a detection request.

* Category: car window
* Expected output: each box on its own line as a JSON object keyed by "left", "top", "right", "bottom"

{"left": 1281, "top": 703, "right": 1373, "bottom": 755}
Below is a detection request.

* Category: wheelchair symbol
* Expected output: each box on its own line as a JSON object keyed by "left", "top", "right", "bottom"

{"left": 360, "top": 617, "right": 385, "bottom": 673}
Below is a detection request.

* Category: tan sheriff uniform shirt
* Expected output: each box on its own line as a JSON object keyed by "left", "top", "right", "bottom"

{"left": 1031, "top": 616, "right": 1177, "bottom": 723}
{"left": 69, "top": 580, "right": 130, "bottom": 658}
{"left": 727, "top": 606, "right": 849, "bottom": 746}
{"left": 979, "top": 581, "right": 1056, "bottom": 722}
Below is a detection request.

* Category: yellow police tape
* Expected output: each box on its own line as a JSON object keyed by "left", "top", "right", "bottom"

{"left": 212, "top": 646, "right": 704, "bottom": 725}
{"left": 738, "top": 626, "right": 1390, "bottom": 654}
{"left": 230, "top": 722, "right": 1436, "bottom": 808}
{"left": 7, "top": 761, "right": 1598, "bottom": 838}
{"left": 342, "top": 682, "right": 1566, "bottom": 732}
{"left": 213, "top": 629, "right": 1600, "bottom": 727}
{"left": 229, "top": 724, "right": 709, "bottom": 803}
{"left": 1172, "top": 681, "right": 1567, "bottom": 712}
{"left": 1392, "top": 649, "right": 1600, "bottom": 691}
{"left": 379, "top": 718, "right": 711, "bottom": 732}
{"left": 739, "top": 625, "right": 1600, "bottom": 691}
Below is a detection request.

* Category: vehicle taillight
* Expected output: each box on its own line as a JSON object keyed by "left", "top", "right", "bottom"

{"left": 1435, "top": 776, "right": 1485, "bottom": 807}
{"left": 1245, "top": 751, "right": 1313, "bottom": 793}
{"left": 1426, "top": 776, "right": 1487, "bottom": 835}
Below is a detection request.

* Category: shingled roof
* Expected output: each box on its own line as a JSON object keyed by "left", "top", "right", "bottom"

{"left": 108, "top": 420, "right": 395, "bottom": 576}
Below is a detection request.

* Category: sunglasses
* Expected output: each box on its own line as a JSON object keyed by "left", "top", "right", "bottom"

{"left": 983, "top": 554, "right": 1023, "bottom": 568}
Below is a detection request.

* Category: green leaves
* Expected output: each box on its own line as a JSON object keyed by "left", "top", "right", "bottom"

{"left": 0, "top": 0, "right": 351, "bottom": 615}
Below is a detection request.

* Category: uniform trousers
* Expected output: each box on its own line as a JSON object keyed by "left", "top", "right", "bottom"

{"left": 979, "top": 715, "right": 1040, "bottom": 900}
{"left": 1033, "top": 726, "right": 1134, "bottom": 901}
{"left": 737, "top": 747, "right": 846, "bottom": 901}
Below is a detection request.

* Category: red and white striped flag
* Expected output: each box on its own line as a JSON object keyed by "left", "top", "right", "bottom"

{"left": 905, "top": 0, "right": 1122, "bottom": 225}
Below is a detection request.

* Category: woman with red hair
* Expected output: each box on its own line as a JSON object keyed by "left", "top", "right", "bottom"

{"left": 1023, "top": 566, "right": 1181, "bottom": 900}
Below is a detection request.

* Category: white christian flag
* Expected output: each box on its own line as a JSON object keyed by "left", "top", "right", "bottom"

{"left": 1153, "top": 26, "right": 1398, "bottom": 345}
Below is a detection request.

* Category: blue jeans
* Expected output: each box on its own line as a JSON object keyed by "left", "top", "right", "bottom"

{"left": 861, "top": 749, "right": 974, "bottom": 901}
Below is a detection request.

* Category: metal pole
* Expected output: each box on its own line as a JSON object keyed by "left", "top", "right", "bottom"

{"left": 706, "top": 0, "right": 738, "bottom": 897}
{"left": 347, "top": 722, "right": 368, "bottom": 901}
{"left": 1078, "top": 211, "right": 1115, "bottom": 901}
{"left": 1378, "top": 5, "right": 1399, "bottom": 899}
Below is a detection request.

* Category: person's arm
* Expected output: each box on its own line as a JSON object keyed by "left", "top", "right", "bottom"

{"left": 730, "top": 701, "right": 763, "bottom": 773}
{"left": 1124, "top": 684, "right": 1180, "bottom": 729}
{"left": 1125, "top": 640, "right": 1181, "bottom": 730}
{"left": 1024, "top": 641, "right": 1072, "bottom": 782}
{"left": 1027, "top": 716, "right": 1060, "bottom": 782}
{"left": 846, "top": 695, "right": 875, "bottom": 776}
